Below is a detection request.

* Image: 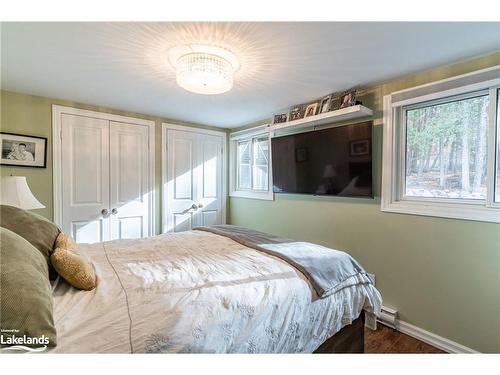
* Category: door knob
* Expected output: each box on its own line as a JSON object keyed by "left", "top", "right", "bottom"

{"left": 198, "top": 203, "right": 204, "bottom": 208}
{"left": 111, "top": 208, "right": 118, "bottom": 215}
{"left": 101, "top": 208, "right": 109, "bottom": 216}
{"left": 191, "top": 204, "right": 198, "bottom": 210}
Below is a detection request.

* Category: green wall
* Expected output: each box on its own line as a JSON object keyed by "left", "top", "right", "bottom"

{"left": 0, "top": 90, "right": 227, "bottom": 232}
{"left": 229, "top": 52, "right": 500, "bottom": 352}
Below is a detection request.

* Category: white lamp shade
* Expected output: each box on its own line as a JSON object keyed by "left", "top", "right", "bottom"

{"left": 0, "top": 176, "right": 45, "bottom": 209}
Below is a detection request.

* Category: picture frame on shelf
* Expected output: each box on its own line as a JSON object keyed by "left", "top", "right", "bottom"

{"left": 304, "top": 102, "right": 319, "bottom": 118}
{"left": 319, "top": 95, "right": 332, "bottom": 113}
{"left": 273, "top": 113, "right": 288, "bottom": 124}
{"left": 339, "top": 89, "right": 357, "bottom": 109}
{"left": 329, "top": 94, "right": 342, "bottom": 111}
{"left": 289, "top": 105, "right": 305, "bottom": 121}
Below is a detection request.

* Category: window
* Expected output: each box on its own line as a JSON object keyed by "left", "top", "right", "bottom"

{"left": 236, "top": 136, "right": 269, "bottom": 191}
{"left": 237, "top": 140, "right": 251, "bottom": 189}
{"left": 252, "top": 136, "right": 269, "bottom": 191}
{"left": 404, "top": 92, "right": 489, "bottom": 201}
{"left": 382, "top": 66, "right": 500, "bottom": 222}
{"left": 230, "top": 128, "right": 273, "bottom": 200}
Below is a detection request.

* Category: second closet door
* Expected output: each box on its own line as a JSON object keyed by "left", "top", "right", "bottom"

{"left": 165, "top": 128, "right": 224, "bottom": 233}
{"left": 109, "top": 121, "right": 150, "bottom": 240}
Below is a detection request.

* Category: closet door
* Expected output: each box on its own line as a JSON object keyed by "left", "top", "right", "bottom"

{"left": 109, "top": 121, "right": 150, "bottom": 240}
{"left": 195, "top": 133, "right": 223, "bottom": 227}
{"left": 164, "top": 127, "right": 224, "bottom": 233}
{"left": 165, "top": 128, "right": 199, "bottom": 232}
{"left": 61, "top": 114, "right": 110, "bottom": 243}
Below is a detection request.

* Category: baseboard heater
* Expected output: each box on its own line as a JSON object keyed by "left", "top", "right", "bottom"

{"left": 377, "top": 306, "right": 398, "bottom": 329}
{"left": 366, "top": 274, "right": 399, "bottom": 329}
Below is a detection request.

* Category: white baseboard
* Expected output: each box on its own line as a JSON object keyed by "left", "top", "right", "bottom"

{"left": 397, "top": 320, "right": 479, "bottom": 354}
{"left": 378, "top": 307, "right": 479, "bottom": 353}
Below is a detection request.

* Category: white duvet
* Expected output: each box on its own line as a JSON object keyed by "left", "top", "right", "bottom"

{"left": 51, "top": 230, "right": 382, "bottom": 353}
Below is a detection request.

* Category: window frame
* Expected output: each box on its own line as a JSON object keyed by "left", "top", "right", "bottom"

{"left": 382, "top": 67, "right": 500, "bottom": 223}
{"left": 230, "top": 126, "right": 274, "bottom": 201}
{"left": 250, "top": 136, "right": 270, "bottom": 192}
{"left": 236, "top": 139, "right": 252, "bottom": 190}
{"left": 399, "top": 89, "right": 490, "bottom": 206}
{"left": 490, "top": 87, "right": 500, "bottom": 208}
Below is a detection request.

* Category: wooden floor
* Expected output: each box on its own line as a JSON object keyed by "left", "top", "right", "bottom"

{"left": 365, "top": 324, "right": 445, "bottom": 353}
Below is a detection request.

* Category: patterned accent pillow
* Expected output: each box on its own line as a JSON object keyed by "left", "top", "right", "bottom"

{"left": 50, "top": 233, "right": 97, "bottom": 291}
{"left": 54, "top": 232, "right": 77, "bottom": 250}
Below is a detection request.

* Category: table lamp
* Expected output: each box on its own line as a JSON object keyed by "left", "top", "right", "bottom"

{"left": 0, "top": 176, "right": 45, "bottom": 209}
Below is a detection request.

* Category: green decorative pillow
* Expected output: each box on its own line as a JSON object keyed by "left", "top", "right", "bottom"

{"left": 0, "top": 227, "right": 57, "bottom": 348}
{"left": 0, "top": 205, "right": 60, "bottom": 279}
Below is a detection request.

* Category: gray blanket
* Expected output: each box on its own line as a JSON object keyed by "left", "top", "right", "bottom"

{"left": 194, "top": 225, "right": 373, "bottom": 298}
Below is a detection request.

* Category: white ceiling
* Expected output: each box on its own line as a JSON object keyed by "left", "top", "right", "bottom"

{"left": 2, "top": 22, "right": 499, "bottom": 128}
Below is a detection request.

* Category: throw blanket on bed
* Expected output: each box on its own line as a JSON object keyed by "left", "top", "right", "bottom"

{"left": 194, "top": 225, "right": 373, "bottom": 298}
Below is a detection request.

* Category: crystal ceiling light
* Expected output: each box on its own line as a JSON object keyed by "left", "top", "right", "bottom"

{"left": 168, "top": 44, "right": 240, "bottom": 95}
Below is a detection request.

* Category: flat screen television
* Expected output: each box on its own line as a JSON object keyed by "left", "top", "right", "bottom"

{"left": 271, "top": 121, "right": 373, "bottom": 197}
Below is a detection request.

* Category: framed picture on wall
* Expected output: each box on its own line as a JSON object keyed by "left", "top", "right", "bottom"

{"left": 0, "top": 132, "right": 47, "bottom": 168}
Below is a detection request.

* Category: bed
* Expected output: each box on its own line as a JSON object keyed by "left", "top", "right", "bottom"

{"left": 49, "top": 227, "right": 382, "bottom": 353}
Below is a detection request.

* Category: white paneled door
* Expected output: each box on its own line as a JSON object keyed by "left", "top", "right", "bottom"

{"left": 163, "top": 125, "right": 225, "bottom": 233}
{"left": 109, "top": 121, "right": 150, "bottom": 240}
{"left": 57, "top": 108, "right": 154, "bottom": 243}
{"left": 61, "top": 114, "right": 110, "bottom": 243}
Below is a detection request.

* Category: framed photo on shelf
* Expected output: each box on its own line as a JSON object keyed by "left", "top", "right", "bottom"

{"left": 329, "top": 94, "right": 342, "bottom": 111}
{"left": 304, "top": 102, "right": 319, "bottom": 118}
{"left": 0, "top": 132, "right": 47, "bottom": 168}
{"left": 350, "top": 139, "right": 370, "bottom": 156}
{"left": 339, "top": 89, "right": 357, "bottom": 109}
{"left": 273, "top": 113, "right": 288, "bottom": 124}
{"left": 289, "top": 105, "right": 305, "bottom": 121}
{"left": 319, "top": 95, "right": 331, "bottom": 113}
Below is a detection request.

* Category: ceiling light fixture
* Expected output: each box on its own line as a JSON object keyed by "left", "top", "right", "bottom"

{"left": 168, "top": 44, "right": 240, "bottom": 95}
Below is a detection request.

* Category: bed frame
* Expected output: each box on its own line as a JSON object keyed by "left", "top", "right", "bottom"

{"left": 313, "top": 311, "right": 365, "bottom": 353}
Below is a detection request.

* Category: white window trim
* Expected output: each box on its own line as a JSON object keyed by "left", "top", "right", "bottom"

{"left": 229, "top": 125, "right": 274, "bottom": 201}
{"left": 381, "top": 67, "right": 500, "bottom": 223}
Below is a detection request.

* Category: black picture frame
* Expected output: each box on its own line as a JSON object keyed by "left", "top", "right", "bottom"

{"left": 0, "top": 132, "right": 48, "bottom": 168}
{"left": 273, "top": 113, "right": 288, "bottom": 124}
{"left": 339, "top": 89, "right": 357, "bottom": 109}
